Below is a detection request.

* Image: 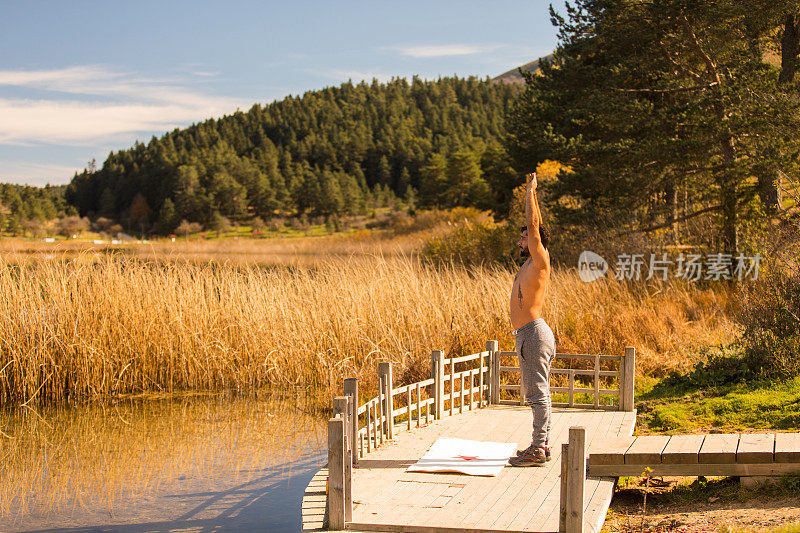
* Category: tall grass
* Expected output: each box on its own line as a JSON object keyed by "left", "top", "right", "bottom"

{"left": 0, "top": 252, "right": 736, "bottom": 406}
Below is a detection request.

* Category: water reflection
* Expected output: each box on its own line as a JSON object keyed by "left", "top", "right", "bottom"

{"left": 0, "top": 393, "right": 326, "bottom": 532}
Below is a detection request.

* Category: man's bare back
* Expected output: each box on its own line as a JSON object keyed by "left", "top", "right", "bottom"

{"left": 510, "top": 173, "right": 550, "bottom": 330}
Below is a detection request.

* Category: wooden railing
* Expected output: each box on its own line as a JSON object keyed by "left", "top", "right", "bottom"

{"left": 325, "top": 341, "right": 636, "bottom": 530}
{"left": 493, "top": 346, "right": 635, "bottom": 411}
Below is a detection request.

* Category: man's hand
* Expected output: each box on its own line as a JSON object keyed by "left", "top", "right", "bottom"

{"left": 526, "top": 172, "right": 538, "bottom": 191}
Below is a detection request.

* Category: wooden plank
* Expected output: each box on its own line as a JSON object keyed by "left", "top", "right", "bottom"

{"left": 520, "top": 410, "right": 614, "bottom": 532}
{"left": 775, "top": 432, "right": 800, "bottom": 463}
{"left": 661, "top": 434, "right": 705, "bottom": 464}
{"left": 487, "top": 410, "right": 597, "bottom": 531}
{"left": 588, "top": 436, "right": 636, "bottom": 465}
{"left": 697, "top": 433, "right": 738, "bottom": 464}
{"left": 551, "top": 368, "right": 619, "bottom": 377}
{"left": 590, "top": 462, "right": 800, "bottom": 477}
{"left": 556, "top": 353, "right": 622, "bottom": 361}
{"left": 738, "top": 433, "right": 775, "bottom": 463}
{"left": 342, "top": 405, "right": 631, "bottom": 533}
{"left": 424, "top": 408, "right": 532, "bottom": 529}
{"left": 624, "top": 435, "right": 669, "bottom": 465}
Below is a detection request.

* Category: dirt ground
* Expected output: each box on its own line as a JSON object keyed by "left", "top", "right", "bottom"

{"left": 602, "top": 477, "right": 800, "bottom": 533}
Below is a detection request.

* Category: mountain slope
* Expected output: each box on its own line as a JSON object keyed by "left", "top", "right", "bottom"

{"left": 493, "top": 54, "right": 555, "bottom": 84}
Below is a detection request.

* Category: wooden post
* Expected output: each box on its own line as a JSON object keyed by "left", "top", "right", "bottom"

{"left": 568, "top": 369, "right": 575, "bottom": 407}
{"left": 333, "top": 396, "right": 353, "bottom": 522}
{"left": 343, "top": 378, "right": 359, "bottom": 466}
{"left": 415, "top": 382, "right": 421, "bottom": 427}
{"left": 327, "top": 416, "right": 346, "bottom": 530}
{"left": 566, "top": 426, "right": 586, "bottom": 533}
{"left": 622, "top": 346, "right": 635, "bottom": 412}
{"left": 469, "top": 371, "right": 474, "bottom": 410}
{"left": 449, "top": 357, "right": 455, "bottom": 417}
{"left": 559, "top": 442, "right": 569, "bottom": 533}
{"left": 377, "top": 376, "right": 385, "bottom": 444}
{"left": 407, "top": 384, "right": 412, "bottom": 430}
{"left": 492, "top": 345, "right": 501, "bottom": 404}
{"left": 486, "top": 340, "right": 498, "bottom": 404}
{"left": 593, "top": 354, "right": 600, "bottom": 409}
{"left": 479, "top": 350, "right": 486, "bottom": 408}
{"left": 432, "top": 350, "right": 444, "bottom": 419}
{"left": 459, "top": 373, "right": 465, "bottom": 414}
{"left": 378, "top": 362, "right": 394, "bottom": 440}
{"left": 371, "top": 400, "right": 378, "bottom": 447}
{"left": 365, "top": 399, "right": 372, "bottom": 452}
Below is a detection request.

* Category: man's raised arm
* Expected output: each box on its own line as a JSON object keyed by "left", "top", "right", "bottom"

{"left": 525, "top": 172, "right": 549, "bottom": 265}
{"left": 525, "top": 172, "right": 541, "bottom": 240}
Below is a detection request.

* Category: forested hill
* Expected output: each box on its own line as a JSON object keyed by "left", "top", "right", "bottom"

{"left": 66, "top": 76, "right": 520, "bottom": 233}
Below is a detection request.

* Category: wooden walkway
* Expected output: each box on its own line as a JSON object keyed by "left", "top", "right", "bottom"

{"left": 589, "top": 433, "right": 800, "bottom": 477}
{"left": 304, "top": 406, "right": 635, "bottom": 533}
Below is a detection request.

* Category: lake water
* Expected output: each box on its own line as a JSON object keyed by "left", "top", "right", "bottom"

{"left": 0, "top": 393, "right": 327, "bottom": 532}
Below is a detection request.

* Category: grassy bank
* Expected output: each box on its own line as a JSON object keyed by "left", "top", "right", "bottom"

{"left": 0, "top": 246, "right": 735, "bottom": 406}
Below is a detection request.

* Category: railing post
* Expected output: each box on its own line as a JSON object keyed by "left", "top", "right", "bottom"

{"left": 431, "top": 350, "right": 444, "bottom": 419}
{"left": 559, "top": 442, "right": 569, "bottom": 533}
{"left": 622, "top": 346, "right": 635, "bottom": 412}
{"left": 492, "top": 344, "right": 501, "bottom": 404}
{"left": 379, "top": 362, "right": 394, "bottom": 439}
{"left": 486, "top": 340, "right": 498, "bottom": 404}
{"left": 333, "top": 396, "right": 353, "bottom": 522}
{"left": 343, "top": 377, "right": 359, "bottom": 466}
{"left": 327, "top": 415, "right": 346, "bottom": 530}
{"left": 566, "top": 426, "right": 586, "bottom": 533}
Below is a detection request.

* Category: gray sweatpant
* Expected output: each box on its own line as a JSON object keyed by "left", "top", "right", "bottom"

{"left": 514, "top": 318, "right": 556, "bottom": 448}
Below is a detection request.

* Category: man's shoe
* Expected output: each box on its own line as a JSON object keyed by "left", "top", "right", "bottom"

{"left": 516, "top": 444, "right": 551, "bottom": 461}
{"left": 509, "top": 447, "right": 547, "bottom": 467}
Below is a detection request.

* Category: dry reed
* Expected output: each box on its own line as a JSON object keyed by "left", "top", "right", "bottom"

{"left": 0, "top": 252, "right": 736, "bottom": 406}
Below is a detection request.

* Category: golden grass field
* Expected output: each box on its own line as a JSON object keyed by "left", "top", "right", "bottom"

{"left": 0, "top": 233, "right": 742, "bottom": 519}
{"left": 0, "top": 237, "right": 738, "bottom": 406}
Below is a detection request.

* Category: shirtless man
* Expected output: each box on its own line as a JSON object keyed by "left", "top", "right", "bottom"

{"left": 508, "top": 172, "right": 556, "bottom": 467}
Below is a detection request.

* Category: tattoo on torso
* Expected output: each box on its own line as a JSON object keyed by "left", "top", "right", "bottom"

{"left": 517, "top": 284, "right": 523, "bottom": 308}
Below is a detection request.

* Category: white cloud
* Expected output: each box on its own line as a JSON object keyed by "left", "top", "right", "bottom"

{"left": 389, "top": 44, "right": 500, "bottom": 58}
{"left": 0, "top": 65, "right": 247, "bottom": 145}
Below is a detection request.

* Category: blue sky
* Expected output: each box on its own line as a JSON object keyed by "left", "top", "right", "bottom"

{"left": 1, "top": 1, "right": 564, "bottom": 186}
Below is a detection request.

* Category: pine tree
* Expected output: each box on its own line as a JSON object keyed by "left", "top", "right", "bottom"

{"left": 157, "top": 198, "right": 179, "bottom": 234}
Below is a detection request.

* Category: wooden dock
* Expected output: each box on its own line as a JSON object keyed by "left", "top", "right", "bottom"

{"left": 303, "top": 342, "right": 637, "bottom": 533}
{"left": 303, "top": 342, "right": 800, "bottom": 532}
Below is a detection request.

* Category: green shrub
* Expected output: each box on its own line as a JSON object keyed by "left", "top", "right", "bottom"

{"left": 738, "top": 258, "right": 800, "bottom": 377}
{"left": 422, "top": 219, "right": 518, "bottom": 266}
